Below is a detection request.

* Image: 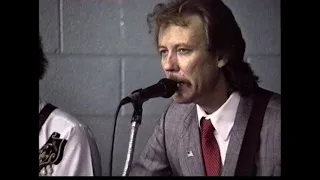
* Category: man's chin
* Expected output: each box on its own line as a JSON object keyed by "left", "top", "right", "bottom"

{"left": 172, "top": 94, "right": 194, "bottom": 104}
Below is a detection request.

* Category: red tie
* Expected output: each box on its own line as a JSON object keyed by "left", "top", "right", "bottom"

{"left": 200, "top": 117, "right": 222, "bottom": 176}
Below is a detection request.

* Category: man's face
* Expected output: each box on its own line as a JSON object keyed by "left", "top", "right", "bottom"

{"left": 158, "top": 15, "right": 222, "bottom": 104}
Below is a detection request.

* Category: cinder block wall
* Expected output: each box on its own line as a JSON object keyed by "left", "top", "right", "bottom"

{"left": 39, "top": 0, "right": 280, "bottom": 176}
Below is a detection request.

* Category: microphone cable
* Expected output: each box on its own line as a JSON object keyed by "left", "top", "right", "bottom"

{"left": 109, "top": 99, "right": 127, "bottom": 176}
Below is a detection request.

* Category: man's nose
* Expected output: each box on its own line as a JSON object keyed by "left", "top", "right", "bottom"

{"left": 162, "top": 52, "right": 178, "bottom": 72}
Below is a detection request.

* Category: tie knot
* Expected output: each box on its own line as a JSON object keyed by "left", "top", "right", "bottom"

{"left": 200, "top": 117, "right": 215, "bottom": 131}
{"left": 200, "top": 117, "right": 216, "bottom": 139}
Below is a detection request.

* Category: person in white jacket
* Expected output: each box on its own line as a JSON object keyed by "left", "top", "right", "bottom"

{"left": 39, "top": 36, "right": 102, "bottom": 176}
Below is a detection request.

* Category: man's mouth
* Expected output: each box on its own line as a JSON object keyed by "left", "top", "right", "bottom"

{"left": 167, "top": 77, "right": 188, "bottom": 87}
{"left": 177, "top": 81, "right": 187, "bottom": 88}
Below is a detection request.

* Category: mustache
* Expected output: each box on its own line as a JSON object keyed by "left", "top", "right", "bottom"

{"left": 167, "top": 75, "right": 189, "bottom": 83}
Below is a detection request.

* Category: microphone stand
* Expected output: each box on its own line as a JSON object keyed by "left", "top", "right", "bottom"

{"left": 122, "top": 100, "right": 143, "bottom": 176}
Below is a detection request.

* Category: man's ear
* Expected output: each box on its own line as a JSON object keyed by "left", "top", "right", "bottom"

{"left": 217, "top": 57, "right": 228, "bottom": 68}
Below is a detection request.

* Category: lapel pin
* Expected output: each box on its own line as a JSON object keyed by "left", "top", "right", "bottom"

{"left": 187, "top": 151, "right": 194, "bottom": 157}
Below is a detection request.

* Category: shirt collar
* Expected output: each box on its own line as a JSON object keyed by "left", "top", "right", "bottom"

{"left": 196, "top": 91, "right": 241, "bottom": 141}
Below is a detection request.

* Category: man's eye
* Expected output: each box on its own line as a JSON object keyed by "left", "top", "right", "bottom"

{"left": 159, "top": 50, "right": 168, "bottom": 55}
{"left": 178, "top": 48, "right": 190, "bottom": 54}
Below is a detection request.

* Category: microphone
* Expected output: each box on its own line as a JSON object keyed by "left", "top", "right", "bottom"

{"left": 120, "top": 78, "right": 177, "bottom": 105}
{"left": 112, "top": 78, "right": 177, "bottom": 176}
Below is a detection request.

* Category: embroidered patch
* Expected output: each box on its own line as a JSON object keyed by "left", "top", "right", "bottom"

{"left": 39, "top": 132, "right": 67, "bottom": 176}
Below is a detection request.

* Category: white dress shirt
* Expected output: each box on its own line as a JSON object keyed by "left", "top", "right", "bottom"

{"left": 196, "top": 91, "right": 241, "bottom": 165}
{"left": 39, "top": 99, "right": 102, "bottom": 176}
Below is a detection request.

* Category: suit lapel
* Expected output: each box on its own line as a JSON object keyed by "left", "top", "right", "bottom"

{"left": 222, "top": 95, "right": 254, "bottom": 176}
{"left": 177, "top": 105, "right": 205, "bottom": 176}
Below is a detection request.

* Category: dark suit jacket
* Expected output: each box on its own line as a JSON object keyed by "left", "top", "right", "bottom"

{"left": 129, "top": 88, "right": 281, "bottom": 176}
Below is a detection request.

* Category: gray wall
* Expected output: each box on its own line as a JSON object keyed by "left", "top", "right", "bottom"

{"left": 39, "top": 0, "right": 280, "bottom": 176}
